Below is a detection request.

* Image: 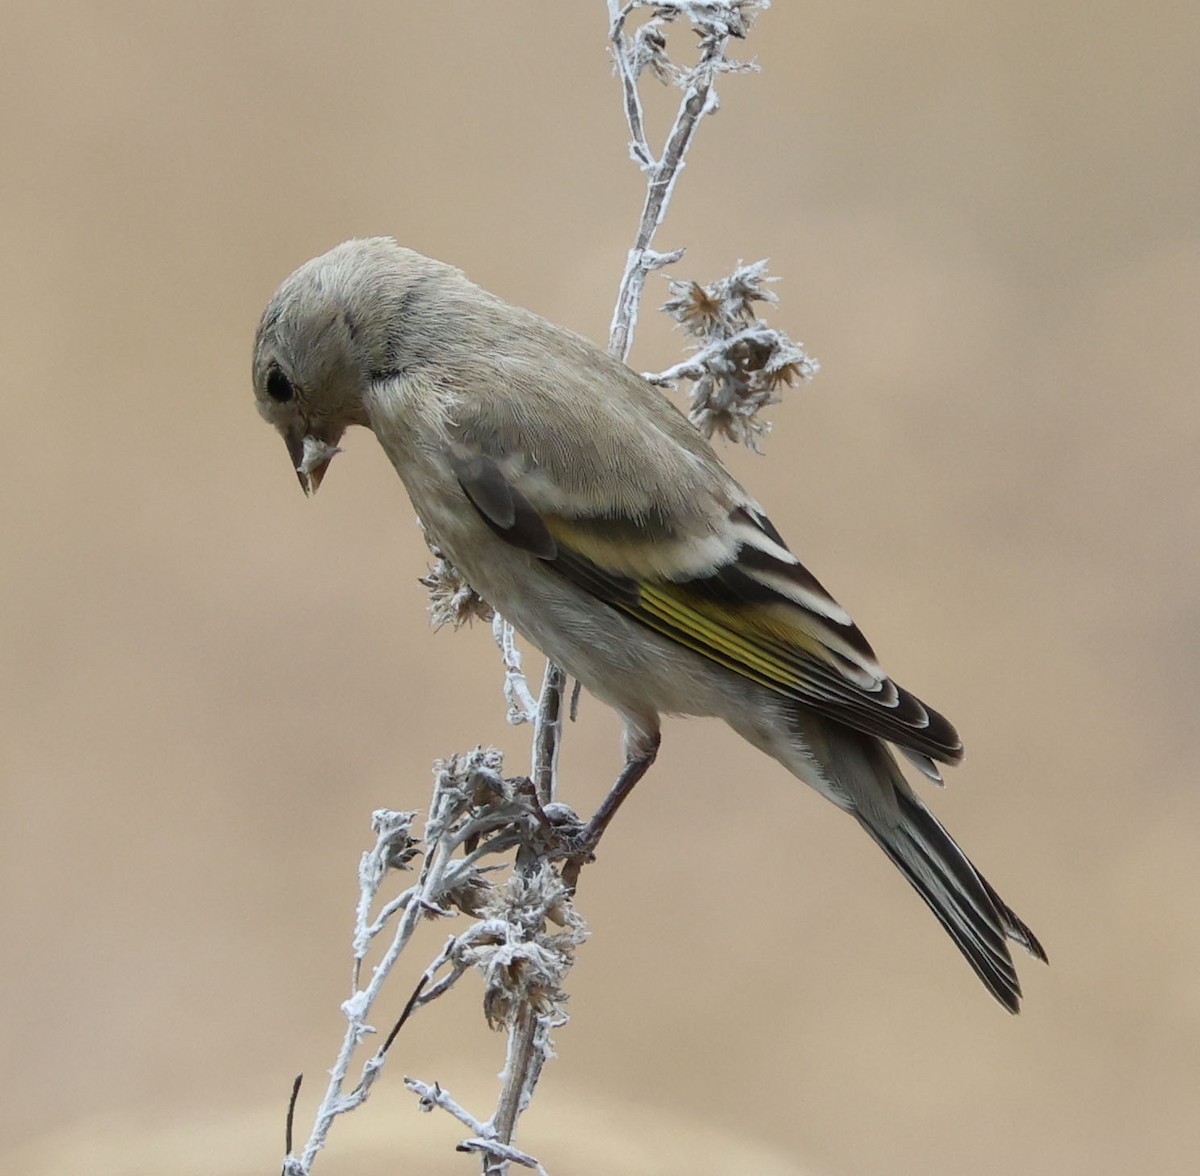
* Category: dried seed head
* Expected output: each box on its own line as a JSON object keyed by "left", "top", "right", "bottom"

{"left": 459, "top": 864, "right": 587, "bottom": 1029}
{"left": 656, "top": 261, "right": 819, "bottom": 451}
{"left": 420, "top": 557, "right": 494, "bottom": 630}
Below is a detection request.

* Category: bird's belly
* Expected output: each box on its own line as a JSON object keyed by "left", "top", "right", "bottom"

{"left": 450, "top": 543, "right": 727, "bottom": 720}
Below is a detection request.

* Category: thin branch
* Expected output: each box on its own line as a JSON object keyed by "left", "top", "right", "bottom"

{"left": 486, "top": 1007, "right": 540, "bottom": 1175}
{"left": 531, "top": 662, "right": 567, "bottom": 805}
{"left": 493, "top": 615, "right": 539, "bottom": 725}
{"left": 609, "top": 2, "right": 654, "bottom": 167}
{"left": 284, "top": 7, "right": 769, "bottom": 1173}
{"left": 405, "top": 1079, "right": 550, "bottom": 1174}
{"left": 607, "top": 1, "right": 760, "bottom": 361}
{"left": 285, "top": 1075, "right": 303, "bottom": 1161}
{"left": 405, "top": 1078, "right": 492, "bottom": 1135}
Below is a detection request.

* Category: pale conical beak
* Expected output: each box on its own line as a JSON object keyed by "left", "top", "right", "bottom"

{"left": 284, "top": 430, "right": 341, "bottom": 497}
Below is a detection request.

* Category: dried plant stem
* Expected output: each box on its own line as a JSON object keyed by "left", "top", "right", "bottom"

{"left": 464, "top": 9, "right": 746, "bottom": 1150}
{"left": 531, "top": 662, "right": 567, "bottom": 805}
{"left": 487, "top": 1007, "right": 540, "bottom": 1173}
{"left": 484, "top": 661, "right": 565, "bottom": 1171}
{"left": 283, "top": 6, "right": 767, "bottom": 1173}
{"left": 494, "top": 615, "right": 539, "bottom": 725}
{"left": 607, "top": 0, "right": 739, "bottom": 361}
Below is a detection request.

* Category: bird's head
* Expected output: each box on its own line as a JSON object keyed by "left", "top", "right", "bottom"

{"left": 251, "top": 237, "right": 443, "bottom": 494}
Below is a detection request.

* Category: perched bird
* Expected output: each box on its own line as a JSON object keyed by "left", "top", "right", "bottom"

{"left": 252, "top": 237, "right": 1046, "bottom": 1011}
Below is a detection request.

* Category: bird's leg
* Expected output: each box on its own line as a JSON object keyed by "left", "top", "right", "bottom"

{"left": 581, "top": 740, "right": 659, "bottom": 845}
{"left": 562, "top": 734, "right": 660, "bottom": 889}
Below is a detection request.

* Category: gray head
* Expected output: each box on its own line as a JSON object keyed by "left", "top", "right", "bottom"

{"left": 252, "top": 237, "right": 449, "bottom": 493}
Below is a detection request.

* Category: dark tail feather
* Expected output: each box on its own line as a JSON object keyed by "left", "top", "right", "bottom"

{"left": 854, "top": 788, "right": 1047, "bottom": 1013}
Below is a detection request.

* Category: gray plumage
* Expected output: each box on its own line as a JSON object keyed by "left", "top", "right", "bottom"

{"left": 253, "top": 237, "right": 1046, "bottom": 1011}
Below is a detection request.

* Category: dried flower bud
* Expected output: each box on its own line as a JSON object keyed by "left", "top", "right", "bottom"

{"left": 457, "top": 864, "right": 587, "bottom": 1029}
{"left": 652, "top": 261, "right": 819, "bottom": 451}
{"left": 419, "top": 557, "right": 494, "bottom": 630}
{"left": 631, "top": 19, "right": 676, "bottom": 85}
{"left": 442, "top": 868, "right": 494, "bottom": 918}
{"left": 367, "top": 809, "right": 421, "bottom": 872}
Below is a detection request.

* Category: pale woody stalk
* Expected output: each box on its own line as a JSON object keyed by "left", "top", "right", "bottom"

{"left": 281, "top": 4, "right": 803, "bottom": 1173}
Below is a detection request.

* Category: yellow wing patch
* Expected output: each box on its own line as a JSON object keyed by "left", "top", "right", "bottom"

{"left": 634, "top": 582, "right": 834, "bottom": 694}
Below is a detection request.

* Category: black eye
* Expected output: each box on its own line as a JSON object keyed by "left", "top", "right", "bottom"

{"left": 266, "top": 368, "right": 294, "bottom": 403}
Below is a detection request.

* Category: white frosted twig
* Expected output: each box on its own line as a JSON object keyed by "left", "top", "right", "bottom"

{"left": 405, "top": 1078, "right": 491, "bottom": 1134}
{"left": 351, "top": 809, "right": 420, "bottom": 967}
{"left": 486, "top": 1008, "right": 540, "bottom": 1175}
{"left": 493, "top": 614, "right": 539, "bottom": 725}
{"left": 646, "top": 325, "right": 796, "bottom": 383}
{"left": 286, "top": 6, "right": 771, "bottom": 1174}
{"left": 406, "top": 5, "right": 766, "bottom": 1171}
{"left": 298, "top": 823, "right": 457, "bottom": 1164}
{"left": 404, "top": 1079, "right": 550, "bottom": 1174}
{"left": 462, "top": 1138, "right": 548, "bottom": 1175}
{"left": 286, "top": 751, "right": 532, "bottom": 1173}
{"left": 606, "top": 0, "right": 765, "bottom": 361}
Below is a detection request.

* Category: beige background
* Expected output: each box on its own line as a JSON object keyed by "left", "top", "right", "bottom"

{"left": 3, "top": 3, "right": 1198, "bottom": 1173}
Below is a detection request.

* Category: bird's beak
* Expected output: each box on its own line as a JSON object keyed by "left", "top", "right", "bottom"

{"left": 284, "top": 429, "right": 341, "bottom": 497}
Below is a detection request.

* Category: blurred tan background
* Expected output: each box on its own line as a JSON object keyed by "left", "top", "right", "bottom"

{"left": 2, "top": 3, "right": 1198, "bottom": 1173}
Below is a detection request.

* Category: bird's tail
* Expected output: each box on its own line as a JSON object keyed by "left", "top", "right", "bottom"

{"left": 853, "top": 780, "right": 1047, "bottom": 1012}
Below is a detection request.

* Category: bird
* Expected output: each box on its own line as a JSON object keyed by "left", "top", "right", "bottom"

{"left": 252, "top": 237, "right": 1046, "bottom": 1011}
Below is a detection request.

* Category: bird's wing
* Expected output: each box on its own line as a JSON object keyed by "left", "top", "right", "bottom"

{"left": 447, "top": 430, "right": 963, "bottom": 769}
